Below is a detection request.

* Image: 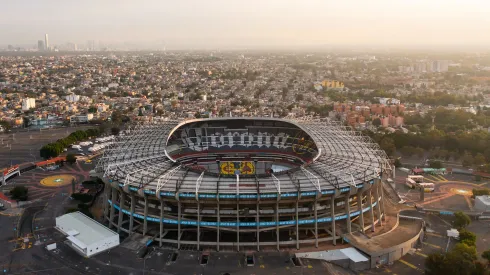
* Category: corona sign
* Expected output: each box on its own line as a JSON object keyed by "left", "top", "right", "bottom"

{"left": 220, "top": 161, "right": 255, "bottom": 175}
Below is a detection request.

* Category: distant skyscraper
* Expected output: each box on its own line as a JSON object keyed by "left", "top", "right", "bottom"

{"left": 37, "top": 40, "right": 44, "bottom": 51}
{"left": 45, "top": 34, "right": 49, "bottom": 51}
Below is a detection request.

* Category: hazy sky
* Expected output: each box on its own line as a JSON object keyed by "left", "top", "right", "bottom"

{"left": 2, "top": 0, "right": 490, "bottom": 48}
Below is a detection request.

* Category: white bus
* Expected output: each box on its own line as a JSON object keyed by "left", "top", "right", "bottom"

{"left": 419, "top": 182, "right": 435, "bottom": 192}
{"left": 406, "top": 178, "right": 417, "bottom": 188}
{"left": 408, "top": 175, "right": 424, "bottom": 183}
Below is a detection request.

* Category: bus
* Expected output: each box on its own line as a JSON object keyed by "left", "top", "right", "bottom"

{"left": 408, "top": 175, "right": 424, "bottom": 183}
{"left": 405, "top": 178, "right": 416, "bottom": 188}
{"left": 419, "top": 182, "right": 435, "bottom": 192}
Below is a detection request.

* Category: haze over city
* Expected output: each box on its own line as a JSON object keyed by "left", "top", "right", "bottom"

{"left": 2, "top": 0, "right": 490, "bottom": 50}
{"left": 2, "top": 1, "right": 490, "bottom": 275}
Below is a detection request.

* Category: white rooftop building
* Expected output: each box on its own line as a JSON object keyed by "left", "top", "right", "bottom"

{"left": 475, "top": 195, "right": 490, "bottom": 212}
{"left": 55, "top": 212, "right": 120, "bottom": 257}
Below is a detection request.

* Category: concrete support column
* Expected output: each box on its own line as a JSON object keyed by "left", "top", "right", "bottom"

{"left": 379, "top": 182, "right": 386, "bottom": 221}
{"left": 143, "top": 195, "right": 148, "bottom": 235}
{"left": 197, "top": 202, "right": 200, "bottom": 251}
{"left": 217, "top": 203, "right": 220, "bottom": 252}
{"left": 374, "top": 183, "right": 382, "bottom": 226}
{"left": 314, "top": 200, "right": 318, "bottom": 248}
{"left": 117, "top": 192, "right": 126, "bottom": 233}
{"left": 129, "top": 194, "right": 135, "bottom": 234}
{"left": 178, "top": 201, "right": 181, "bottom": 250}
{"left": 369, "top": 190, "right": 375, "bottom": 232}
{"left": 331, "top": 198, "right": 336, "bottom": 245}
{"left": 276, "top": 202, "right": 280, "bottom": 251}
{"left": 256, "top": 202, "right": 260, "bottom": 251}
{"left": 295, "top": 200, "right": 299, "bottom": 250}
{"left": 159, "top": 198, "right": 164, "bottom": 247}
{"left": 345, "top": 196, "right": 351, "bottom": 234}
{"left": 357, "top": 193, "right": 365, "bottom": 233}
{"left": 236, "top": 202, "right": 240, "bottom": 252}
{"left": 103, "top": 184, "right": 111, "bottom": 219}
{"left": 109, "top": 188, "right": 117, "bottom": 228}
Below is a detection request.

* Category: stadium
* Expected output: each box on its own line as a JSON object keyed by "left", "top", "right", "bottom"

{"left": 96, "top": 117, "right": 391, "bottom": 251}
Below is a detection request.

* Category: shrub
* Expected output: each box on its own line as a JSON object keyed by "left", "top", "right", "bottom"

{"left": 10, "top": 186, "right": 28, "bottom": 201}
{"left": 71, "top": 193, "right": 93, "bottom": 203}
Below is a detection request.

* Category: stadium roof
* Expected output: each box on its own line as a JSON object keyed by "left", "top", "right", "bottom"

{"left": 96, "top": 117, "right": 391, "bottom": 195}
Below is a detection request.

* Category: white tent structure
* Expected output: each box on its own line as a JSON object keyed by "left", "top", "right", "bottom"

{"left": 55, "top": 211, "right": 119, "bottom": 257}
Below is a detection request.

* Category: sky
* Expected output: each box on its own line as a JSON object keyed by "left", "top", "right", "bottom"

{"left": 1, "top": 0, "right": 490, "bottom": 49}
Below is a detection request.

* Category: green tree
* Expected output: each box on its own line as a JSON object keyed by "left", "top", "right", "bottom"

{"left": 472, "top": 189, "right": 490, "bottom": 198}
{"left": 111, "top": 127, "right": 120, "bottom": 136}
{"left": 429, "top": 160, "right": 443, "bottom": 169}
{"left": 0, "top": 120, "right": 11, "bottom": 132}
{"left": 458, "top": 229, "right": 476, "bottom": 247}
{"left": 474, "top": 153, "right": 486, "bottom": 168}
{"left": 10, "top": 186, "right": 28, "bottom": 201}
{"left": 454, "top": 211, "right": 471, "bottom": 229}
{"left": 372, "top": 118, "right": 381, "bottom": 127}
{"left": 400, "top": 146, "right": 415, "bottom": 157}
{"left": 66, "top": 153, "right": 77, "bottom": 165}
{"left": 482, "top": 250, "right": 490, "bottom": 263}
{"left": 425, "top": 252, "right": 449, "bottom": 275}
{"left": 111, "top": 110, "right": 123, "bottom": 124}
{"left": 446, "top": 243, "right": 478, "bottom": 275}
{"left": 379, "top": 137, "right": 396, "bottom": 156}
{"left": 462, "top": 152, "right": 474, "bottom": 168}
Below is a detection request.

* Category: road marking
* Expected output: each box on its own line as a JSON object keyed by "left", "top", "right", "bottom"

{"left": 427, "top": 175, "right": 441, "bottom": 182}
{"left": 423, "top": 177, "right": 436, "bottom": 183}
{"left": 425, "top": 232, "right": 443, "bottom": 238}
{"left": 399, "top": 259, "right": 422, "bottom": 271}
{"left": 464, "top": 196, "right": 474, "bottom": 210}
{"left": 419, "top": 193, "right": 455, "bottom": 206}
{"left": 436, "top": 175, "right": 448, "bottom": 182}
{"left": 260, "top": 264, "right": 265, "bottom": 268}
{"left": 477, "top": 181, "right": 490, "bottom": 187}
{"left": 415, "top": 252, "right": 428, "bottom": 258}
{"left": 423, "top": 242, "right": 442, "bottom": 249}
{"left": 307, "top": 264, "right": 313, "bottom": 269}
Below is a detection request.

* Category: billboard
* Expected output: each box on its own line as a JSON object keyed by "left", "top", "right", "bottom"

{"left": 220, "top": 161, "right": 255, "bottom": 175}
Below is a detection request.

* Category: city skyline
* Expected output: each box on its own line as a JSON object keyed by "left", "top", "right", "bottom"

{"left": 1, "top": 0, "right": 490, "bottom": 49}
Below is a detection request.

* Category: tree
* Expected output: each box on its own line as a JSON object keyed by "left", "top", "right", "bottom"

{"left": 372, "top": 118, "right": 382, "bottom": 127}
{"left": 111, "top": 110, "right": 123, "bottom": 124}
{"left": 474, "top": 153, "right": 486, "bottom": 168}
{"left": 379, "top": 137, "right": 396, "bottom": 156}
{"left": 10, "top": 186, "right": 28, "bottom": 201}
{"left": 429, "top": 160, "right": 443, "bottom": 169}
{"left": 400, "top": 146, "right": 415, "bottom": 157}
{"left": 462, "top": 152, "right": 474, "bottom": 168}
{"left": 458, "top": 229, "right": 476, "bottom": 247}
{"left": 23, "top": 117, "right": 30, "bottom": 128}
{"left": 111, "top": 127, "right": 120, "bottom": 136}
{"left": 425, "top": 252, "right": 449, "bottom": 275}
{"left": 88, "top": 106, "right": 97, "bottom": 113}
{"left": 71, "top": 178, "right": 76, "bottom": 194}
{"left": 446, "top": 243, "right": 478, "bottom": 274}
{"left": 472, "top": 189, "right": 490, "bottom": 198}
{"left": 66, "top": 153, "right": 77, "bottom": 165}
{"left": 454, "top": 211, "right": 471, "bottom": 229}
{"left": 0, "top": 120, "right": 11, "bottom": 132}
{"left": 482, "top": 250, "right": 490, "bottom": 263}
{"left": 394, "top": 158, "right": 402, "bottom": 167}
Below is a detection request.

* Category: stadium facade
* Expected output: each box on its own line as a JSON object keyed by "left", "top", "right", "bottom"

{"left": 96, "top": 117, "right": 391, "bottom": 251}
